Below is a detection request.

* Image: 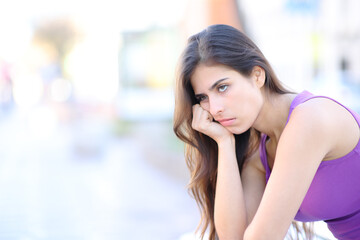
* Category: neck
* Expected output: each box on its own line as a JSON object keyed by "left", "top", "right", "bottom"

{"left": 253, "top": 91, "right": 296, "bottom": 143}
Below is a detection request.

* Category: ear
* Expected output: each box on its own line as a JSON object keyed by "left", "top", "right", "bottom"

{"left": 252, "top": 66, "right": 265, "bottom": 88}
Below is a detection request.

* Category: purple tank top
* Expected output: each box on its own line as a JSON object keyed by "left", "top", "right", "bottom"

{"left": 259, "top": 91, "right": 360, "bottom": 239}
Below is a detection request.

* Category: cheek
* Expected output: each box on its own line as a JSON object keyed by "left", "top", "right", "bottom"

{"left": 238, "top": 91, "right": 263, "bottom": 117}
{"left": 248, "top": 94, "right": 264, "bottom": 122}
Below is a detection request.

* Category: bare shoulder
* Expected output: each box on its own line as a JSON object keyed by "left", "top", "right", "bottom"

{"left": 292, "top": 96, "right": 357, "bottom": 124}
{"left": 289, "top": 97, "right": 352, "bottom": 135}
{"left": 287, "top": 97, "right": 360, "bottom": 160}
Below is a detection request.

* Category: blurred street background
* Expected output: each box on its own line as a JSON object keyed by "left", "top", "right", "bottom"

{"left": 0, "top": 0, "right": 359, "bottom": 239}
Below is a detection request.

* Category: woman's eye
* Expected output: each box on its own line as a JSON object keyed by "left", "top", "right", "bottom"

{"left": 218, "top": 85, "right": 228, "bottom": 92}
{"left": 196, "top": 95, "right": 207, "bottom": 102}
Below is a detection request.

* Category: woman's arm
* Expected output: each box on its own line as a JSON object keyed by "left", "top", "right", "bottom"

{"left": 214, "top": 136, "right": 247, "bottom": 238}
{"left": 244, "top": 103, "right": 334, "bottom": 239}
{"left": 215, "top": 138, "right": 267, "bottom": 239}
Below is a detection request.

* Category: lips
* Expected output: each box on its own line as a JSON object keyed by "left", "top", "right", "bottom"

{"left": 217, "top": 118, "right": 236, "bottom": 127}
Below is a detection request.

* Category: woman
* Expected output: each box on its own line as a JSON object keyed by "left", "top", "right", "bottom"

{"left": 173, "top": 24, "right": 360, "bottom": 240}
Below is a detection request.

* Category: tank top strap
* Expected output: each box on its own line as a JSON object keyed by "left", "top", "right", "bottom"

{"left": 286, "top": 90, "right": 314, "bottom": 125}
{"left": 286, "top": 90, "right": 360, "bottom": 127}
{"left": 259, "top": 134, "right": 271, "bottom": 181}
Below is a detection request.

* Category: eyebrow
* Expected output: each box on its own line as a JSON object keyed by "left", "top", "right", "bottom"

{"left": 209, "top": 78, "right": 228, "bottom": 91}
{"left": 194, "top": 78, "right": 228, "bottom": 99}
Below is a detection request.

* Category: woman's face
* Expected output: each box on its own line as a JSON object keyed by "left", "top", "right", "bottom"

{"left": 190, "top": 63, "right": 264, "bottom": 134}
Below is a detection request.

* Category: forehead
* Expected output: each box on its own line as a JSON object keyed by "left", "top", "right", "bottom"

{"left": 191, "top": 64, "right": 233, "bottom": 92}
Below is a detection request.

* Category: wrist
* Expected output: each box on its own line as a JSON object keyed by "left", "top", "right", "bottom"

{"left": 216, "top": 134, "right": 235, "bottom": 148}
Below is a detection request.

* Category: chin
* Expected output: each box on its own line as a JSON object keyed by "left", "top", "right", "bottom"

{"left": 229, "top": 127, "right": 250, "bottom": 135}
{"left": 229, "top": 129, "right": 240, "bottom": 135}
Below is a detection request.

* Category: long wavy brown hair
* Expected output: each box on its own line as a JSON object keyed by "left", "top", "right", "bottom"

{"left": 173, "top": 24, "right": 313, "bottom": 240}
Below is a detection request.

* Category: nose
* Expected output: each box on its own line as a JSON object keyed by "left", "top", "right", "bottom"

{"left": 208, "top": 96, "right": 223, "bottom": 117}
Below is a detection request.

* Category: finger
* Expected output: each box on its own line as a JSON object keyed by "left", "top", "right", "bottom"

{"left": 192, "top": 104, "right": 202, "bottom": 115}
{"left": 200, "top": 108, "right": 213, "bottom": 122}
{"left": 192, "top": 104, "right": 201, "bottom": 121}
{"left": 207, "top": 111, "right": 213, "bottom": 122}
{"left": 192, "top": 105, "right": 206, "bottom": 130}
{"left": 192, "top": 109, "right": 212, "bottom": 133}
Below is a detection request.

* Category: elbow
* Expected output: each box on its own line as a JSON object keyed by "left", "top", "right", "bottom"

{"left": 215, "top": 222, "right": 246, "bottom": 240}
{"left": 216, "top": 229, "right": 258, "bottom": 240}
{"left": 218, "top": 234, "right": 243, "bottom": 240}
{"left": 216, "top": 228, "right": 243, "bottom": 240}
{"left": 216, "top": 227, "right": 246, "bottom": 240}
{"left": 216, "top": 226, "right": 244, "bottom": 240}
{"left": 243, "top": 225, "right": 269, "bottom": 240}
